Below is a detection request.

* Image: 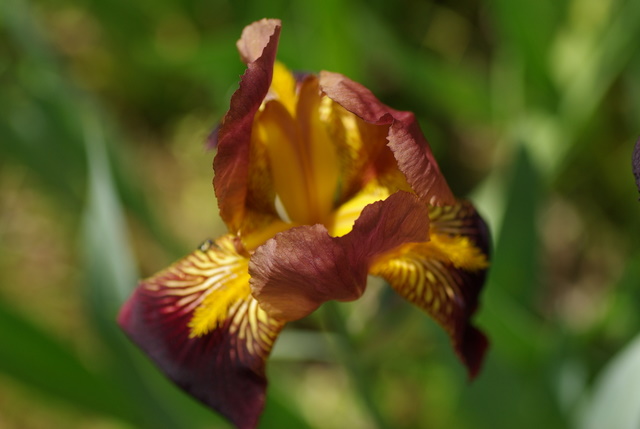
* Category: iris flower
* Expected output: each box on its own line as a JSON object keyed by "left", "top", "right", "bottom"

{"left": 119, "top": 18, "right": 490, "bottom": 429}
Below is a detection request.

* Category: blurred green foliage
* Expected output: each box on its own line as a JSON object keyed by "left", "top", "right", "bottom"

{"left": 1, "top": 0, "right": 639, "bottom": 428}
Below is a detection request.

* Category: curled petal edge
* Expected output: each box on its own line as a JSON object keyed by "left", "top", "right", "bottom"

{"left": 319, "top": 71, "right": 456, "bottom": 207}
{"left": 249, "top": 191, "right": 431, "bottom": 321}
{"left": 213, "top": 19, "right": 282, "bottom": 233}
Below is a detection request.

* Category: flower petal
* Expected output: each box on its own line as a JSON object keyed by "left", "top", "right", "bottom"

{"left": 256, "top": 75, "right": 340, "bottom": 226}
{"left": 370, "top": 201, "right": 489, "bottom": 378}
{"left": 319, "top": 94, "right": 408, "bottom": 209}
{"left": 249, "top": 191, "right": 430, "bottom": 321}
{"left": 214, "top": 19, "right": 281, "bottom": 234}
{"left": 236, "top": 18, "right": 282, "bottom": 64}
{"left": 118, "top": 236, "right": 283, "bottom": 429}
{"left": 319, "top": 71, "right": 456, "bottom": 206}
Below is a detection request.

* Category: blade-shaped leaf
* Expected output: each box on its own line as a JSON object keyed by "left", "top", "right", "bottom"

{"left": 81, "top": 115, "right": 228, "bottom": 429}
{"left": 577, "top": 333, "right": 640, "bottom": 429}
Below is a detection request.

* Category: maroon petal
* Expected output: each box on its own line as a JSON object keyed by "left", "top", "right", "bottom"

{"left": 214, "top": 19, "right": 281, "bottom": 233}
{"left": 319, "top": 71, "right": 456, "bottom": 206}
{"left": 249, "top": 191, "right": 430, "bottom": 321}
{"left": 118, "top": 236, "right": 284, "bottom": 429}
{"left": 371, "top": 201, "right": 490, "bottom": 378}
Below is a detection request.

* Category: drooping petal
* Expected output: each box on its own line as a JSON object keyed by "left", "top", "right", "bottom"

{"left": 319, "top": 71, "right": 456, "bottom": 207}
{"left": 370, "top": 201, "right": 490, "bottom": 378}
{"left": 249, "top": 191, "right": 430, "bottom": 321}
{"left": 214, "top": 19, "right": 281, "bottom": 234}
{"left": 118, "top": 236, "right": 284, "bottom": 429}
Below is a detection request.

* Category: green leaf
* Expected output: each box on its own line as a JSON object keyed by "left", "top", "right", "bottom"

{"left": 0, "top": 298, "right": 137, "bottom": 422}
{"left": 577, "top": 333, "right": 640, "bottom": 429}
{"left": 487, "top": 0, "right": 559, "bottom": 85}
{"left": 489, "top": 146, "right": 541, "bottom": 301}
{"left": 475, "top": 146, "right": 554, "bottom": 367}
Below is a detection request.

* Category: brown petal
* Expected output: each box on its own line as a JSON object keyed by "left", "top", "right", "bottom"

{"left": 319, "top": 71, "right": 456, "bottom": 206}
{"left": 214, "top": 19, "right": 281, "bottom": 233}
{"left": 118, "top": 236, "right": 284, "bottom": 429}
{"left": 249, "top": 191, "right": 430, "bottom": 321}
{"left": 371, "top": 201, "right": 490, "bottom": 378}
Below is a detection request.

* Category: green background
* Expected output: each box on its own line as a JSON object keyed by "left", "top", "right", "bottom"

{"left": 1, "top": 0, "right": 640, "bottom": 427}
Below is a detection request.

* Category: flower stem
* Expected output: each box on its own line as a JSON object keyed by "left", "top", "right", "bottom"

{"left": 319, "top": 301, "right": 390, "bottom": 429}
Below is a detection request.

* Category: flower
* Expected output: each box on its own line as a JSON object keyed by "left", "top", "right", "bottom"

{"left": 118, "top": 18, "right": 490, "bottom": 429}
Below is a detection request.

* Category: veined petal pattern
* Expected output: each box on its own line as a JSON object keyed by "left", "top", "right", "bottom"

{"left": 118, "top": 235, "right": 283, "bottom": 429}
{"left": 371, "top": 201, "right": 489, "bottom": 378}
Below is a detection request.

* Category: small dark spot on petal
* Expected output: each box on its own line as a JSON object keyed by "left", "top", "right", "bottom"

{"left": 198, "top": 239, "right": 214, "bottom": 252}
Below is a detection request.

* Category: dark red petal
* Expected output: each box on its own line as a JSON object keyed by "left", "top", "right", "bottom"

{"left": 249, "top": 191, "right": 430, "bottom": 321}
{"left": 214, "top": 19, "right": 281, "bottom": 233}
{"left": 372, "top": 201, "right": 490, "bottom": 378}
{"left": 319, "top": 71, "right": 456, "bottom": 206}
{"left": 118, "top": 236, "right": 283, "bottom": 429}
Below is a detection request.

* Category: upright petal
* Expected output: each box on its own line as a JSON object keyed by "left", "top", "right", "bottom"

{"left": 319, "top": 95, "right": 407, "bottom": 208}
{"left": 370, "top": 201, "right": 489, "bottom": 378}
{"left": 319, "top": 71, "right": 456, "bottom": 206}
{"left": 249, "top": 191, "right": 430, "bottom": 321}
{"left": 118, "top": 236, "right": 284, "bottom": 429}
{"left": 237, "top": 19, "right": 282, "bottom": 64}
{"left": 214, "top": 19, "right": 281, "bottom": 233}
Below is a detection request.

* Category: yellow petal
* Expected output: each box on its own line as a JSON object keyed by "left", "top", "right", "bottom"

{"left": 257, "top": 76, "right": 340, "bottom": 226}
{"left": 270, "top": 61, "right": 297, "bottom": 114}
{"left": 296, "top": 76, "right": 340, "bottom": 223}
{"left": 256, "top": 100, "right": 313, "bottom": 224}
{"left": 328, "top": 181, "right": 391, "bottom": 237}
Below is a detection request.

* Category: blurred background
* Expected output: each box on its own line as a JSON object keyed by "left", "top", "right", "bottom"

{"left": 1, "top": 0, "right": 640, "bottom": 427}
